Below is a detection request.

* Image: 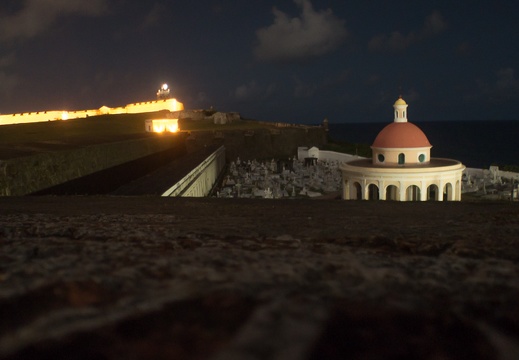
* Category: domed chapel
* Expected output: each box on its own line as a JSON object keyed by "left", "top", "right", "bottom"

{"left": 340, "top": 97, "right": 465, "bottom": 201}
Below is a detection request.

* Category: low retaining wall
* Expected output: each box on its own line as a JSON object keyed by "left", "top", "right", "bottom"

{"left": 0, "top": 135, "right": 183, "bottom": 196}
{"left": 162, "top": 146, "right": 226, "bottom": 197}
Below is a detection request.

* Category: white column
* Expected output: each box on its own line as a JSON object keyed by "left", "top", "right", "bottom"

{"left": 420, "top": 180, "right": 427, "bottom": 201}
{"left": 379, "top": 180, "right": 386, "bottom": 200}
{"left": 399, "top": 181, "right": 405, "bottom": 201}
{"left": 343, "top": 179, "right": 349, "bottom": 200}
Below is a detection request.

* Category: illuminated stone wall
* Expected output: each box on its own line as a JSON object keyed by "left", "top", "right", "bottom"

{"left": 0, "top": 98, "right": 184, "bottom": 126}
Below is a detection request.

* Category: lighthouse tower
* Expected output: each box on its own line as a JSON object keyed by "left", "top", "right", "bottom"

{"left": 157, "top": 83, "right": 171, "bottom": 100}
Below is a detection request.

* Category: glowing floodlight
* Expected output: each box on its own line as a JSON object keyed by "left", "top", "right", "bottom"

{"left": 166, "top": 122, "right": 179, "bottom": 132}
{"left": 146, "top": 118, "right": 179, "bottom": 133}
{"left": 162, "top": 83, "right": 168, "bottom": 90}
{"left": 61, "top": 111, "right": 69, "bottom": 120}
{"left": 153, "top": 124, "right": 166, "bottom": 133}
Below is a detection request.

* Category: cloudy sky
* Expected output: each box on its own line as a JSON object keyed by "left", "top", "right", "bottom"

{"left": 0, "top": 0, "right": 518, "bottom": 123}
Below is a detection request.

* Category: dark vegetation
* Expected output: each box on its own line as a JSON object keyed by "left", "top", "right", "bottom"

{"left": 179, "top": 118, "right": 277, "bottom": 131}
{"left": 322, "top": 135, "right": 372, "bottom": 157}
{"left": 0, "top": 111, "right": 171, "bottom": 145}
{"left": 31, "top": 139, "right": 188, "bottom": 196}
{"left": 497, "top": 164, "right": 519, "bottom": 173}
{"left": 0, "top": 112, "right": 282, "bottom": 147}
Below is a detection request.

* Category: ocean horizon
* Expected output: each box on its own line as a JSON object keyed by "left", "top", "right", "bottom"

{"left": 327, "top": 120, "right": 519, "bottom": 169}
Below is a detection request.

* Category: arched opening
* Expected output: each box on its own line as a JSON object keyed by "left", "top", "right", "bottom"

{"left": 353, "top": 182, "right": 362, "bottom": 200}
{"left": 444, "top": 183, "right": 453, "bottom": 201}
{"left": 406, "top": 185, "right": 421, "bottom": 201}
{"left": 427, "top": 184, "right": 438, "bottom": 201}
{"left": 386, "top": 185, "right": 398, "bottom": 201}
{"left": 398, "top": 153, "right": 405, "bottom": 165}
{"left": 368, "top": 184, "right": 379, "bottom": 200}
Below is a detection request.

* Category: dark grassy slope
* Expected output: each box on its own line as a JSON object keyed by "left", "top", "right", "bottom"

{"left": 31, "top": 139, "right": 189, "bottom": 195}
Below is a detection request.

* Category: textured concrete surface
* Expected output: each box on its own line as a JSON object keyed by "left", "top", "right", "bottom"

{"left": 1, "top": 197, "right": 519, "bottom": 359}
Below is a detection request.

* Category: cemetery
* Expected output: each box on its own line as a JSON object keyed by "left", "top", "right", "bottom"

{"left": 215, "top": 156, "right": 342, "bottom": 199}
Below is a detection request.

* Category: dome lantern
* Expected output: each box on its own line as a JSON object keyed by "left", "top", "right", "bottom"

{"left": 393, "top": 96, "right": 408, "bottom": 123}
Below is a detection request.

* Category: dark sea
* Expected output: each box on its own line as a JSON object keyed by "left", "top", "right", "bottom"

{"left": 328, "top": 120, "right": 519, "bottom": 169}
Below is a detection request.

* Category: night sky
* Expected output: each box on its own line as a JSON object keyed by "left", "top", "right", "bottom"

{"left": 1, "top": 0, "right": 518, "bottom": 123}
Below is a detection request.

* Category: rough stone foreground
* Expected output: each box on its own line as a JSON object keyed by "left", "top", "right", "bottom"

{"left": 1, "top": 197, "right": 519, "bottom": 359}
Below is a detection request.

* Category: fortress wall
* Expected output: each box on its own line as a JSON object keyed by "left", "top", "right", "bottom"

{"left": 179, "top": 110, "right": 208, "bottom": 121}
{"left": 0, "top": 99, "right": 184, "bottom": 126}
{"left": 125, "top": 99, "right": 184, "bottom": 114}
{"left": 0, "top": 110, "right": 66, "bottom": 125}
{"left": 0, "top": 135, "right": 181, "bottom": 196}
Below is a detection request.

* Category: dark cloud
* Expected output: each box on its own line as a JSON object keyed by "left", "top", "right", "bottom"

{"left": 487, "top": 67, "right": 519, "bottom": 103}
{"left": 254, "top": 0, "right": 348, "bottom": 62}
{"left": 466, "top": 67, "right": 519, "bottom": 105}
{"left": 293, "top": 70, "right": 350, "bottom": 98}
{"left": 368, "top": 10, "right": 447, "bottom": 52}
{"left": 456, "top": 41, "right": 472, "bottom": 56}
{"left": 0, "top": 0, "right": 108, "bottom": 42}
{"left": 233, "top": 81, "right": 277, "bottom": 102}
{"left": 139, "top": 3, "right": 165, "bottom": 30}
{"left": 234, "top": 81, "right": 260, "bottom": 101}
{"left": 422, "top": 10, "right": 447, "bottom": 36}
{"left": 0, "top": 0, "right": 109, "bottom": 97}
{"left": 293, "top": 77, "right": 315, "bottom": 98}
{"left": 0, "top": 53, "right": 16, "bottom": 68}
{"left": 0, "top": 71, "right": 18, "bottom": 95}
{"left": 495, "top": 67, "right": 518, "bottom": 90}
{"left": 0, "top": 53, "right": 18, "bottom": 95}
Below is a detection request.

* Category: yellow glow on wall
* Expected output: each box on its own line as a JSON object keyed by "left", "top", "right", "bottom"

{"left": 0, "top": 98, "right": 184, "bottom": 126}
{"left": 146, "top": 118, "right": 179, "bottom": 133}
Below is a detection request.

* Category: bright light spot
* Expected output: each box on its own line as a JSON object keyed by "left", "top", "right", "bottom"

{"left": 167, "top": 123, "right": 179, "bottom": 132}
{"left": 153, "top": 124, "right": 165, "bottom": 133}
{"left": 150, "top": 118, "right": 178, "bottom": 133}
{"left": 61, "top": 111, "right": 69, "bottom": 120}
{"left": 162, "top": 83, "right": 168, "bottom": 90}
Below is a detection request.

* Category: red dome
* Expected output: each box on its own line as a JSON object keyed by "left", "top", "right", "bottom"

{"left": 372, "top": 122, "right": 431, "bottom": 148}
